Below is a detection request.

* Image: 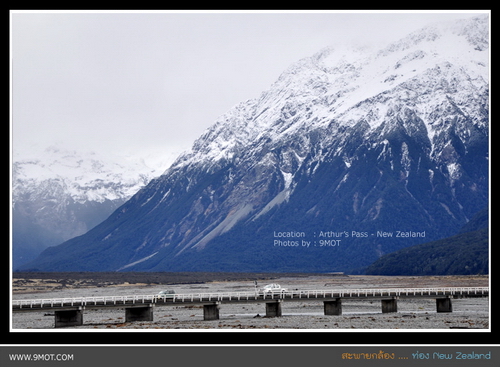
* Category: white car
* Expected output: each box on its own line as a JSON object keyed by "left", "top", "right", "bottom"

{"left": 258, "top": 283, "right": 288, "bottom": 294}
{"left": 155, "top": 289, "right": 175, "bottom": 299}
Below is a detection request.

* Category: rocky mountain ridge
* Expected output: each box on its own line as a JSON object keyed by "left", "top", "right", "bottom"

{"left": 12, "top": 146, "right": 166, "bottom": 268}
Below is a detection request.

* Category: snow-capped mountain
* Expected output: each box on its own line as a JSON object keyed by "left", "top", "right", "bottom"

{"left": 22, "top": 15, "right": 489, "bottom": 273}
{"left": 12, "top": 145, "right": 168, "bottom": 268}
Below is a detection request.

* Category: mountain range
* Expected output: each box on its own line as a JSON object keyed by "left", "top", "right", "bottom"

{"left": 12, "top": 146, "right": 167, "bottom": 268}
{"left": 19, "top": 15, "right": 489, "bottom": 273}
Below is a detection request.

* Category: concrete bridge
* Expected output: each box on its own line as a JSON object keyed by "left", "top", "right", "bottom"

{"left": 12, "top": 287, "right": 488, "bottom": 328}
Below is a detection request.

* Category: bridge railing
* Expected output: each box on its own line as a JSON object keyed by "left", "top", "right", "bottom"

{"left": 12, "top": 287, "right": 489, "bottom": 310}
{"left": 12, "top": 294, "right": 157, "bottom": 309}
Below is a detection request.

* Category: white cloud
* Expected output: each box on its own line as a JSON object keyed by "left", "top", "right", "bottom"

{"left": 10, "top": 10, "right": 485, "bottom": 165}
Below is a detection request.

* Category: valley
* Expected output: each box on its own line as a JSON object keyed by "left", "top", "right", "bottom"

{"left": 14, "top": 15, "right": 489, "bottom": 274}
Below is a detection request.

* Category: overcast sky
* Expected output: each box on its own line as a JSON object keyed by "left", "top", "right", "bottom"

{"left": 10, "top": 10, "right": 486, "bottom": 168}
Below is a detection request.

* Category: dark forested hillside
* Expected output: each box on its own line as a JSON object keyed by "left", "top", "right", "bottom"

{"left": 365, "top": 208, "right": 489, "bottom": 275}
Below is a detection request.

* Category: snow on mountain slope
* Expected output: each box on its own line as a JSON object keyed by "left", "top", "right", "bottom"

{"left": 176, "top": 15, "right": 488, "bottom": 171}
{"left": 13, "top": 146, "right": 159, "bottom": 203}
{"left": 12, "top": 145, "right": 169, "bottom": 268}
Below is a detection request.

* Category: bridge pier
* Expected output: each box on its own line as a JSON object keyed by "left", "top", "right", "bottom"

{"left": 265, "top": 300, "right": 282, "bottom": 317}
{"left": 125, "top": 305, "right": 153, "bottom": 322}
{"left": 203, "top": 303, "right": 220, "bottom": 320}
{"left": 324, "top": 298, "right": 342, "bottom": 315}
{"left": 436, "top": 297, "right": 453, "bottom": 312}
{"left": 54, "top": 308, "right": 83, "bottom": 328}
{"left": 381, "top": 298, "right": 398, "bottom": 313}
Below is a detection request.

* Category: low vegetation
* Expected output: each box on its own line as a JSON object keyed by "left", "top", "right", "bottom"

{"left": 12, "top": 271, "right": 323, "bottom": 291}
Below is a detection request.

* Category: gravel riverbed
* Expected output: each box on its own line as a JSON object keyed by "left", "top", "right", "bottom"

{"left": 11, "top": 274, "right": 489, "bottom": 330}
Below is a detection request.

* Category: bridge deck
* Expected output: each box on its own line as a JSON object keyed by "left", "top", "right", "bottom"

{"left": 12, "top": 287, "right": 488, "bottom": 312}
